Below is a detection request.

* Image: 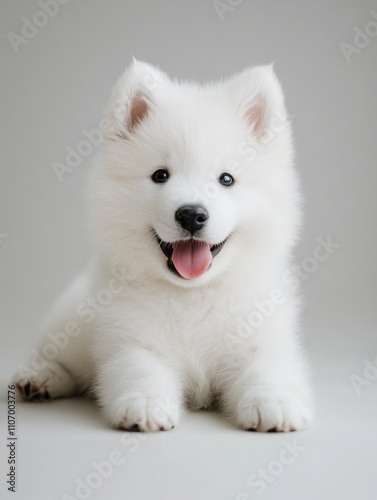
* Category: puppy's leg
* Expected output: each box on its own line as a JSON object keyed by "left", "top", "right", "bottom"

{"left": 221, "top": 341, "right": 312, "bottom": 432}
{"left": 95, "top": 347, "right": 182, "bottom": 432}
{"left": 14, "top": 270, "right": 93, "bottom": 400}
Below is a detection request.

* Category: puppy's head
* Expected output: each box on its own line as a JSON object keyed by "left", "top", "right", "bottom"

{"left": 88, "top": 60, "right": 300, "bottom": 287}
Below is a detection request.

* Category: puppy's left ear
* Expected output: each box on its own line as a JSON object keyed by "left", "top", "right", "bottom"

{"left": 229, "top": 65, "right": 288, "bottom": 140}
{"left": 107, "top": 59, "right": 170, "bottom": 139}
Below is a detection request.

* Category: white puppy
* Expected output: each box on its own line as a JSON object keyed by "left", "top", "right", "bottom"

{"left": 15, "top": 60, "right": 312, "bottom": 432}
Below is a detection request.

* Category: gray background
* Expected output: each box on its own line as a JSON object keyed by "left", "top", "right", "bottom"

{"left": 1, "top": 1, "right": 376, "bottom": 499}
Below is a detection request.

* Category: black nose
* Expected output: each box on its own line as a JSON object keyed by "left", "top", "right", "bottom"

{"left": 175, "top": 205, "right": 209, "bottom": 234}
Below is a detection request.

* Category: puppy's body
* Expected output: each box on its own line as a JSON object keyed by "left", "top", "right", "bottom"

{"left": 15, "top": 61, "right": 312, "bottom": 432}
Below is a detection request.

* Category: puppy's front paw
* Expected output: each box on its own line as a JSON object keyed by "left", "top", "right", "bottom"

{"left": 108, "top": 393, "right": 180, "bottom": 432}
{"left": 236, "top": 388, "right": 311, "bottom": 432}
{"left": 14, "top": 361, "right": 76, "bottom": 401}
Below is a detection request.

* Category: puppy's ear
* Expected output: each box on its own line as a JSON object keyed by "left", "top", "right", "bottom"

{"left": 229, "top": 65, "right": 288, "bottom": 140}
{"left": 107, "top": 59, "right": 169, "bottom": 139}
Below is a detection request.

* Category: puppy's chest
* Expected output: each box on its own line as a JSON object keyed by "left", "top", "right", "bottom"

{"left": 119, "top": 286, "right": 242, "bottom": 350}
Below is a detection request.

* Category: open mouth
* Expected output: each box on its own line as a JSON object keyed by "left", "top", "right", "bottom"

{"left": 154, "top": 232, "right": 227, "bottom": 280}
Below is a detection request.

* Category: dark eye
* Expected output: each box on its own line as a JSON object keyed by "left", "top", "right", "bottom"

{"left": 219, "top": 173, "right": 234, "bottom": 187}
{"left": 152, "top": 169, "right": 170, "bottom": 183}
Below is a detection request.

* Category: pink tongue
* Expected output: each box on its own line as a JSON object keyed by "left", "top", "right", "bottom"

{"left": 172, "top": 241, "right": 212, "bottom": 279}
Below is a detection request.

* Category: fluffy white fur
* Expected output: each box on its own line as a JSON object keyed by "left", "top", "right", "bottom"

{"left": 15, "top": 60, "right": 312, "bottom": 432}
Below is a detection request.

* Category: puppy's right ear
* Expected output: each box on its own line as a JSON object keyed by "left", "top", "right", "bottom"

{"left": 228, "top": 65, "right": 288, "bottom": 142}
{"left": 107, "top": 59, "right": 169, "bottom": 139}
